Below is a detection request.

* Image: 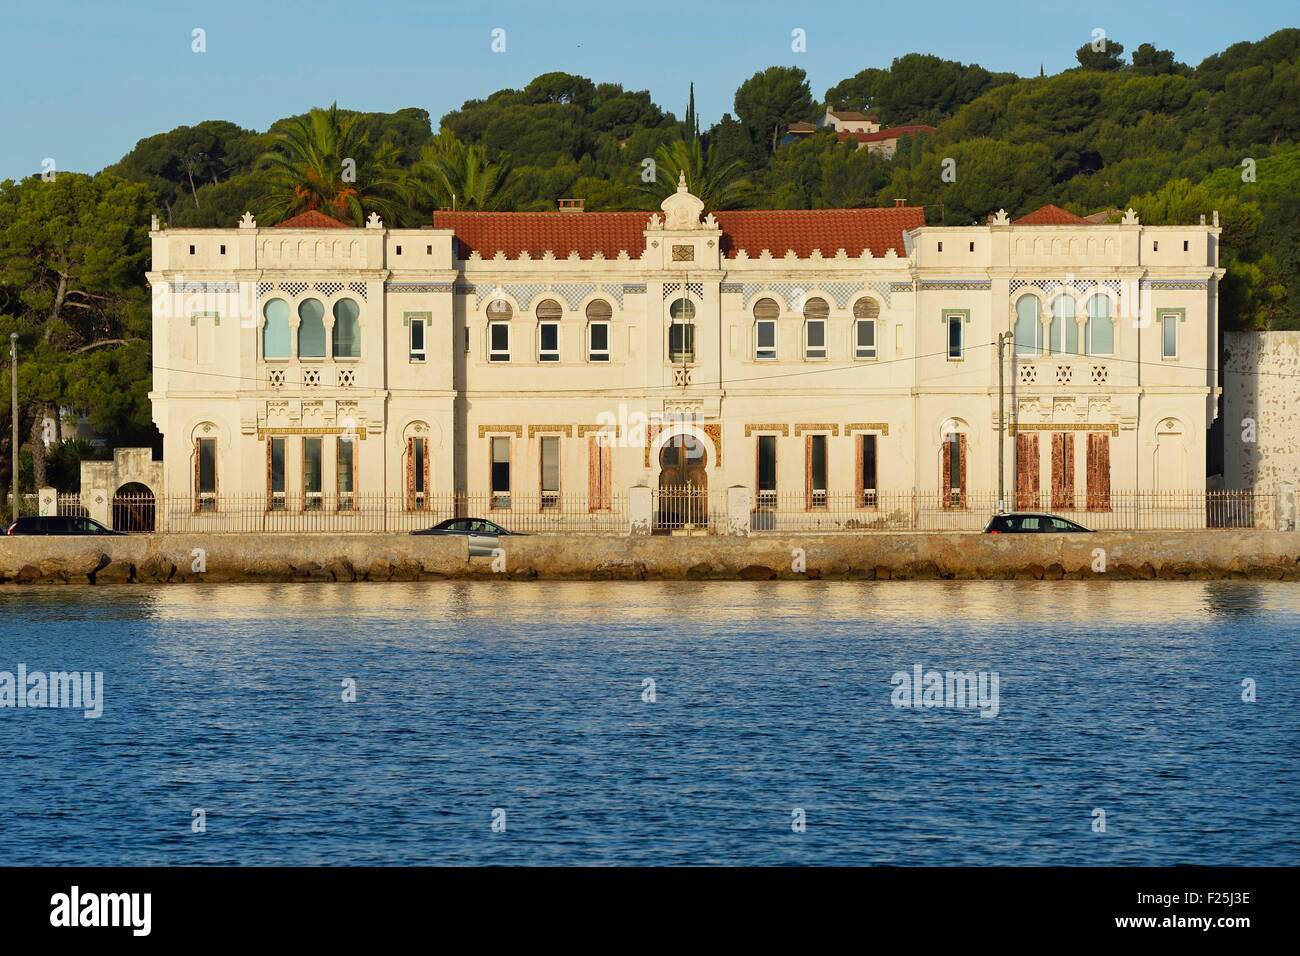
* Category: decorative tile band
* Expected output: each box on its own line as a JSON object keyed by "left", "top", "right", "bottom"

{"left": 576, "top": 424, "right": 612, "bottom": 437}
{"left": 794, "top": 423, "right": 840, "bottom": 436}
{"left": 1140, "top": 279, "right": 1209, "bottom": 290}
{"left": 622, "top": 284, "right": 647, "bottom": 295}
{"left": 386, "top": 283, "right": 454, "bottom": 294}
{"left": 744, "top": 423, "right": 790, "bottom": 437}
{"left": 919, "top": 280, "right": 991, "bottom": 291}
{"left": 527, "top": 424, "right": 574, "bottom": 438}
{"left": 477, "top": 425, "right": 524, "bottom": 437}
{"left": 257, "top": 427, "right": 368, "bottom": 440}
{"left": 844, "top": 422, "right": 890, "bottom": 435}
{"left": 1008, "top": 423, "right": 1118, "bottom": 436}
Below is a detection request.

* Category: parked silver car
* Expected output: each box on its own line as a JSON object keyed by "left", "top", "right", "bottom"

{"left": 409, "top": 517, "right": 523, "bottom": 555}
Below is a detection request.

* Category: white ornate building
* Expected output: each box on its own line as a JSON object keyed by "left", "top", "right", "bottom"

{"left": 145, "top": 181, "right": 1224, "bottom": 529}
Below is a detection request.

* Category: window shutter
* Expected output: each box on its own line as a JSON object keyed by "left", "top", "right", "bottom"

{"left": 753, "top": 297, "right": 779, "bottom": 321}
{"left": 854, "top": 435, "right": 865, "bottom": 507}
{"left": 1016, "top": 432, "right": 1040, "bottom": 510}
{"left": 804, "top": 435, "right": 813, "bottom": 510}
{"left": 1087, "top": 433, "right": 1111, "bottom": 511}
{"left": 486, "top": 299, "right": 512, "bottom": 321}
{"left": 585, "top": 299, "right": 612, "bottom": 322}
{"left": 266, "top": 439, "right": 273, "bottom": 512}
{"left": 194, "top": 438, "right": 202, "bottom": 513}
{"left": 405, "top": 437, "right": 416, "bottom": 510}
{"left": 958, "top": 434, "right": 967, "bottom": 509}
{"left": 536, "top": 299, "right": 562, "bottom": 321}
{"left": 803, "top": 297, "right": 829, "bottom": 321}
{"left": 940, "top": 438, "right": 952, "bottom": 510}
{"left": 1052, "top": 433, "right": 1075, "bottom": 511}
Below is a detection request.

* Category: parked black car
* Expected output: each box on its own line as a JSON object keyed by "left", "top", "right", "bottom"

{"left": 5, "top": 516, "right": 123, "bottom": 536}
{"left": 410, "top": 518, "right": 524, "bottom": 556}
{"left": 983, "top": 512, "right": 1092, "bottom": 533}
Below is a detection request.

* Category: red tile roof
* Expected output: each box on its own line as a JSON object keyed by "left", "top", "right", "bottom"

{"left": 434, "top": 211, "right": 653, "bottom": 259}
{"left": 433, "top": 207, "right": 926, "bottom": 260}
{"left": 274, "top": 209, "right": 352, "bottom": 229}
{"left": 1013, "top": 204, "right": 1093, "bottom": 226}
{"left": 839, "top": 124, "right": 937, "bottom": 145}
{"left": 713, "top": 207, "right": 924, "bottom": 258}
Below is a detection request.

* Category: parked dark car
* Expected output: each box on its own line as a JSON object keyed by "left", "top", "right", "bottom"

{"left": 410, "top": 517, "right": 524, "bottom": 556}
{"left": 983, "top": 512, "right": 1092, "bottom": 533}
{"left": 5, "top": 515, "right": 123, "bottom": 536}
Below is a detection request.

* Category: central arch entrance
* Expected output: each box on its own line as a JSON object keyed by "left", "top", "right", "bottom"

{"left": 111, "top": 482, "right": 156, "bottom": 533}
{"left": 656, "top": 434, "right": 708, "bottom": 530}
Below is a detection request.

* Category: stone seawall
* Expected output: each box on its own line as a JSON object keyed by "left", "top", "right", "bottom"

{"left": 2, "top": 532, "right": 1299, "bottom": 584}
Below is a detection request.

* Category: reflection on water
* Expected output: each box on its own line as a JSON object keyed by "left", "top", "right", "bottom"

{"left": 0, "top": 581, "right": 1297, "bottom": 866}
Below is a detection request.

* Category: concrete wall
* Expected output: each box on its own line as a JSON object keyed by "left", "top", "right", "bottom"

{"left": 2, "top": 531, "right": 1297, "bottom": 584}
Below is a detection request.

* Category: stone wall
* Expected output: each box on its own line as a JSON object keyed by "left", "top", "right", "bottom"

{"left": 1224, "top": 331, "right": 1300, "bottom": 492}
{"left": 2, "top": 532, "right": 1298, "bottom": 584}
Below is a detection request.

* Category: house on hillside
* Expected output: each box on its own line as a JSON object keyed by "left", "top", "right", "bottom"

{"left": 838, "top": 124, "right": 938, "bottom": 159}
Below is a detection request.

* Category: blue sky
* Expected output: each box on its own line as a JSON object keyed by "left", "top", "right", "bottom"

{"left": 0, "top": 0, "right": 1294, "bottom": 181}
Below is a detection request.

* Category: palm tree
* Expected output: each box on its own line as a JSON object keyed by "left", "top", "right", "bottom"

{"left": 406, "top": 131, "right": 514, "bottom": 212}
{"left": 639, "top": 138, "right": 749, "bottom": 210}
{"left": 257, "top": 103, "right": 403, "bottom": 225}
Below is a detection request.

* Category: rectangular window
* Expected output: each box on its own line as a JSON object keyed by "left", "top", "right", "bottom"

{"left": 588, "top": 322, "right": 610, "bottom": 362}
{"left": 858, "top": 434, "right": 878, "bottom": 507}
{"left": 855, "top": 319, "right": 877, "bottom": 359}
{"left": 947, "top": 314, "right": 964, "bottom": 359}
{"left": 336, "top": 437, "right": 356, "bottom": 511}
{"left": 805, "top": 320, "right": 826, "bottom": 359}
{"left": 268, "top": 437, "right": 286, "bottom": 511}
{"left": 1160, "top": 312, "right": 1178, "bottom": 359}
{"left": 538, "top": 322, "right": 559, "bottom": 362}
{"left": 195, "top": 437, "right": 217, "bottom": 512}
{"left": 755, "top": 320, "right": 776, "bottom": 360}
{"left": 757, "top": 435, "right": 777, "bottom": 508}
{"left": 490, "top": 437, "right": 511, "bottom": 509}
{"left": 540, "top": 436, "right": 560, "bottom": 509}
{"left": 489, "top": 322, "right": 510, "bottom": 362}
{"left": 409, "top": 317, "right": 426, "bottom": 363}
{"left": 668, "top": 322, "right": 694, "bottom": 363}
{"left": 807, "top": 434, "right": 828, "bottom": 509}
{"left": 303, "top": 437, "right": 322, "bottom": 510}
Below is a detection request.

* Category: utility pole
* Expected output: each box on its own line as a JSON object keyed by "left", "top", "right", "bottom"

{"left": 997, "top": 331, "right": 1009, "bottom": 513}
{"left": 9, "top": 333, "right": 17, "bottom": 524}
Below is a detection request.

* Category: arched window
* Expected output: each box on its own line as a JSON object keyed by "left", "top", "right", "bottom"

{"left": 753, "top": 297, "right": 779, "bottom": 360}
{"left": 668, "top": 298, "right": 695, "bottom": 363}
{"left": 262, "top": 298, "right": 291, "bottom": 358}
{"left": 1086, "top": 294, "right": 1114, "bottom": 355}
{"left": 853, "top": 297, "right": 880, "bottom": 360}
{"left": 586, "top": 299, "right": 612, "bottom": 362}
{"left": 1014, "top": 295, "right": 1042, "bottom": 356}
{"left": 803, "top": 297, "right": 829, "bottom": 360}
{"left": 297, "top": 298, "right": 326, "bottom": 358}
{"left": 486, "top": 298, "right": 513, "bottom": 321}
{"left": 537, "top": 298, "right": 561, "bottom": 363}
{"left": 332, "top": 298, "right": 361, "bottom": 358}
{"left": 487, "top": 299, "right": 512, "bottom": 362}
{"left": 1049, "top": 296, "right": 1078, "bottom": 355}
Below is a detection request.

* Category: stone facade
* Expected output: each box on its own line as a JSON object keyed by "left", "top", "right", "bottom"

{"left": 146, "top": 184, "right": 1223, "bottom": 523}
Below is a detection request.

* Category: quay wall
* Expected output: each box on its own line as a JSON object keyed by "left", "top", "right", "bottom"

{"left": 2, "top": 532, "right": 1299, "bottom": 584}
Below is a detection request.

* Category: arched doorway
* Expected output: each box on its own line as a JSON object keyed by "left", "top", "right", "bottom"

{"left": 656, "top": 434, "right": 708, "bottom": 530}
{"left": 112, "top": 482, "right": 156, "bottom": 533}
